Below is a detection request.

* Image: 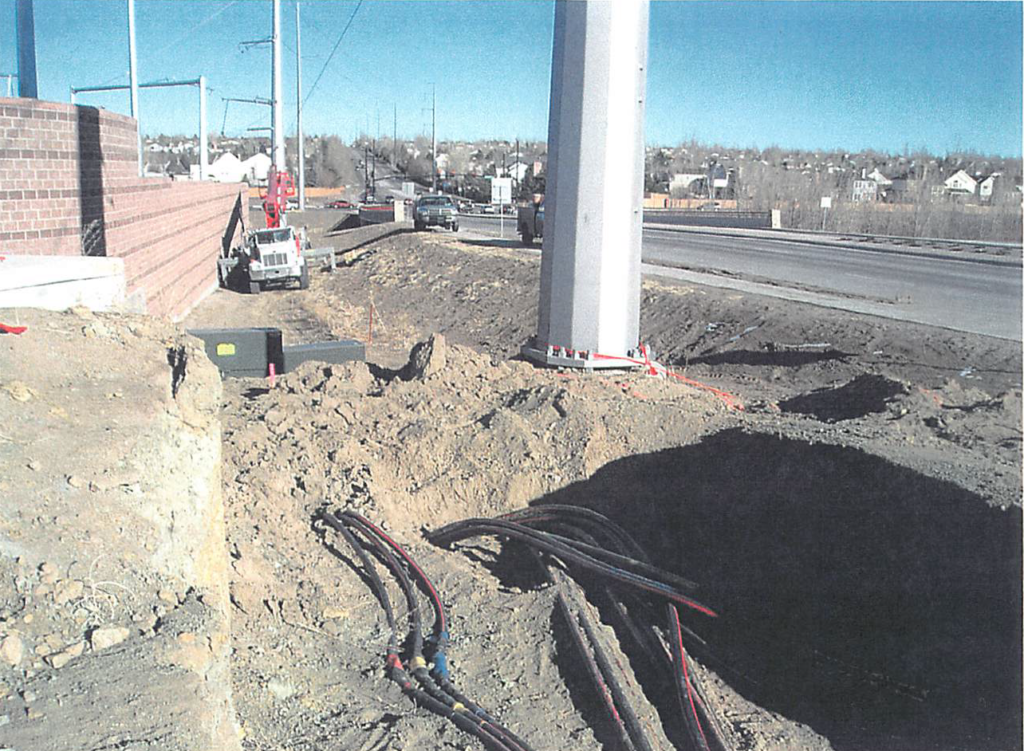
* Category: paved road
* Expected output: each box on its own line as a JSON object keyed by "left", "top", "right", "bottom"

{"left": 458, "top": 214, "right": 1022, "bottom": 341}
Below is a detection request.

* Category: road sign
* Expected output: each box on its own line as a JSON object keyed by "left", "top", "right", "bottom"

{"left": 820, "top": 196, "right": 832, "bottom": 209}
{"left": 491, "top": 177, "right": 513, "bottom": 205}
{"left": 402, "top": 181, "right": 416, "bottom": 197}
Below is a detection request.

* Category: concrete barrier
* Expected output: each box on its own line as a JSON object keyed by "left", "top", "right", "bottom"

{"left": 644, "top": 209, "right": 773, "bottom": 229}
{"left": 358, "top": 204, "right": 395, "bottom": 225}
{"left": 0, "top": 255, "right": 129, "bottom": 312}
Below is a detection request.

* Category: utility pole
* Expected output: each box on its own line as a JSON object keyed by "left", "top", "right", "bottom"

{"left": 431, "top": 84, "right": 436, "bottom": 193}
{"left": 295, "top": 0, "right": 305, "bottom": 209}
{"left": 516, "top": 138, "right": 520, "bottom": 197}
{"left": 127, "top": 0, "right": 142, "bottom": 176}
{"left": 392, "top": 103, "right": 397, "bottom": 168}
{"left": 271, "top": 0, "right": 285, "bottom": 170}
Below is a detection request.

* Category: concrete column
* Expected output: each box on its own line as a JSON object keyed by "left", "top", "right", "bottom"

{"left": 16, "top": 0, "right": 38, "bottom": 98}
{"left": 199, "top": 75, "right": 208, "bottom": 180}
{"left": 526, "top": 0, "right": 650, "bottom": 368}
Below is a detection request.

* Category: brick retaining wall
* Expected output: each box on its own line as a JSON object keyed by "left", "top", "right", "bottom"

{"left": 0, "top": 98, "right": 245, "bottom": 318}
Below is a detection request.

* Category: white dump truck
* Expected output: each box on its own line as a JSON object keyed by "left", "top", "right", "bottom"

{"left": 218, "top": 225, "right": 309, "bottom": 294}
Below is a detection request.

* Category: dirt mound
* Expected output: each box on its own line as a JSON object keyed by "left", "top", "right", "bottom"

{"left": 187, "top": 230, "right": 1020, "bottom": 751}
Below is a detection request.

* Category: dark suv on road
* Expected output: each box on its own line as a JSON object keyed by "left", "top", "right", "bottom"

{"left": 414, "top": 194, "right": 459, "bottom": 232}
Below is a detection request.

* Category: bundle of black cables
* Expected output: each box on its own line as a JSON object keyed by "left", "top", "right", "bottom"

{"left": 427, "top": 505, "right": 730, "bottom": 751}
{"left": 320, "top": 509, "right": 536, "bottom": 751}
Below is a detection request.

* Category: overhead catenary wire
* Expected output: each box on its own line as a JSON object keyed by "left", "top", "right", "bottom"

{"left": 302, "top": 0, "right": 363, "bottom": 108}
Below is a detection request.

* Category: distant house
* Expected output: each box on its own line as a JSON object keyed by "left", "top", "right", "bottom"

{"left": 977, "top": 173, "right": 1003, "bottom": 201}
{"left": 242, "top": 152, "right": 272, "bottom": 184}
{"left": 944, "top": 169, "right": 977, "bottom": 195}
{"left": 208, "top": 152, "right": 247, "bottom": 183}
{"left": 506, "top": 161, "right": 529, "bottom": 182}
{"left": 852, "top": 179, "right": 878, "bottom": 202}
{"left": 706, "top": 164, "right": 736, "bottom": 199}
{"left": 866, "top": 168, "right": 892, "bottom": 187}
{"left": 669, "top": 172, "right": 705, "bottom": 196}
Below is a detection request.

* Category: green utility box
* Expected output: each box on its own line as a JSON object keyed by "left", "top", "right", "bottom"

{"left": 187, "top": 328, "right": 366, "bottom": 378}
{"left": 187, "top": 327, "right": 284, "bottom": 378}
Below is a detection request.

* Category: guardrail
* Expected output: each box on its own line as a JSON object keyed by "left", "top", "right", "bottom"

{"left": 777, "top": 227, "right": 1021, "bottom": 250}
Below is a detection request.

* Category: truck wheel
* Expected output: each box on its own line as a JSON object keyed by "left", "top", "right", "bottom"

{"left": 249, "top": 280, "right": 261, "bottom": 295}
{"left": 299, "top": 264, "right": 310, "bottom": 290}
{"left": 451, "top": 222, "right": 459, "bottom": 232}
{"left": 521, "top": 230, "right": 533, "bottom": 246}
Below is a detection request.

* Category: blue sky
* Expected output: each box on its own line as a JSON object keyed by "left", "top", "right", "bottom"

{"left": 1, "top": 0, "right": 1021, "bottom": 155}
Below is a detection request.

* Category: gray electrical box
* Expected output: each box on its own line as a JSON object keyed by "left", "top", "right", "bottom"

{"left": 187, "top": 327, "right": 284, "bottom": 378}
{"left": 282, "top": 340, "right": 365, "bottom": 371}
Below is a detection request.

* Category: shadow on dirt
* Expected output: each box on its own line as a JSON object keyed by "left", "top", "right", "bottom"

{"left": 525, "top": 428, "right": 1022, "bottom": 751}
{"left": 458, "top": 238, "right": 532, "bottom": 251}
{"left": 778, "top": 374, "right": 909, "bottom": 422}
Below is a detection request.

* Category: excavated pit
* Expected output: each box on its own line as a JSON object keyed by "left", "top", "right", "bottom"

{"left": 525, "top": 430, "right": 1023, "bottom": 751}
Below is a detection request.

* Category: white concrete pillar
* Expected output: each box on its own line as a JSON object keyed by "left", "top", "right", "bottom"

{"left": 526, "top": 0, "right": 650, "bottom": 368}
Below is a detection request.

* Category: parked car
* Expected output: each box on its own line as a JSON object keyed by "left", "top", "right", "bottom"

{"left": 326, "top": 199, "right": 353, "bottom": 209}
{"left": 414, "top": 194, "right": 459, "bottom": 232}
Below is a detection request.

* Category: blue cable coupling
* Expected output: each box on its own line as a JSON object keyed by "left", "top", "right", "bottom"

{"left": 431, "top": 631, "right": 450, "bottom": 679}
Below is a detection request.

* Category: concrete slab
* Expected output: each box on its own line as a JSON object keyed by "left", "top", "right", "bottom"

{"left": 0, "top": 255, "right": 128, "bottom": 312}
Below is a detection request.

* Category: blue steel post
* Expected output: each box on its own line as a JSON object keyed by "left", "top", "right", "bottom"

{"left": 15, "top": 0, "right": 38, "bottom": 98}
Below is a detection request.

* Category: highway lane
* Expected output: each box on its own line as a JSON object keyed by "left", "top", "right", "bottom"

{"left": 457, "top": 214, "right": 1022, "bottom": 341}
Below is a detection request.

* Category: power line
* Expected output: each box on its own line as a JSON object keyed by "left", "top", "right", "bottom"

{"left": 302, "top": 0, "right": 362, "bottom": 107}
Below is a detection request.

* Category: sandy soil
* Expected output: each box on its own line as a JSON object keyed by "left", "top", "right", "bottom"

{"left": 183, "top": 228, "right": 1021, "bottom": 751}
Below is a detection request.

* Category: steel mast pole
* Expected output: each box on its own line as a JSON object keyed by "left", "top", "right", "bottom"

{"left": 271, "top": 0, "right": 285, "bottom": 170}
{"left": 198, "top": 75, "right": 208, "bottom": 179}
{"left": 431, "top": 84, "right": 436, "bottom": 193}
{"left": 15, "top": 0, "right": 38, "bottom": 98}
{"left": 127, "top": 0, "right": 143, "bottom": 176}
{"left": 295, "top": 0, "right": 305, "bottom": 209}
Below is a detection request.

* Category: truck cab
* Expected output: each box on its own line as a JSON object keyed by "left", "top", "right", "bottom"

{"left": 517, "top": 197, "right": 545, "bottom": 245}
{"left": 245, "top": 226, "right": 309, "bottom": 293}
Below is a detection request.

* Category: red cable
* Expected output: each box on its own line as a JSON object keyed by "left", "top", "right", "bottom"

{"left": 348, "top": 512, "right": 447, "bottom": 633}
{"left": 672, "top": 605, "right": 710, "bottom": 750}
{"left": 0, "top": 324, "right": 27, "bottom": 335}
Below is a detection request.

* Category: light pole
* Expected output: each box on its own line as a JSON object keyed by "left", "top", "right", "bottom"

{"left": 127, "top": 0, "right": 142, "bottom": 176}
{"left": 431, "top": 84, "right": 436, "bottom": 193}
{"left": 295, "top": 0, "right": 305, "bottom": 209}
{"left": 271, "top": 0, "right": 285, "bottom": 170}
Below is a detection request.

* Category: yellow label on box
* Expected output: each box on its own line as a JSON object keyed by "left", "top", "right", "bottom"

{"left": 216, "top": 342, "right": 236, "bottom": 356}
